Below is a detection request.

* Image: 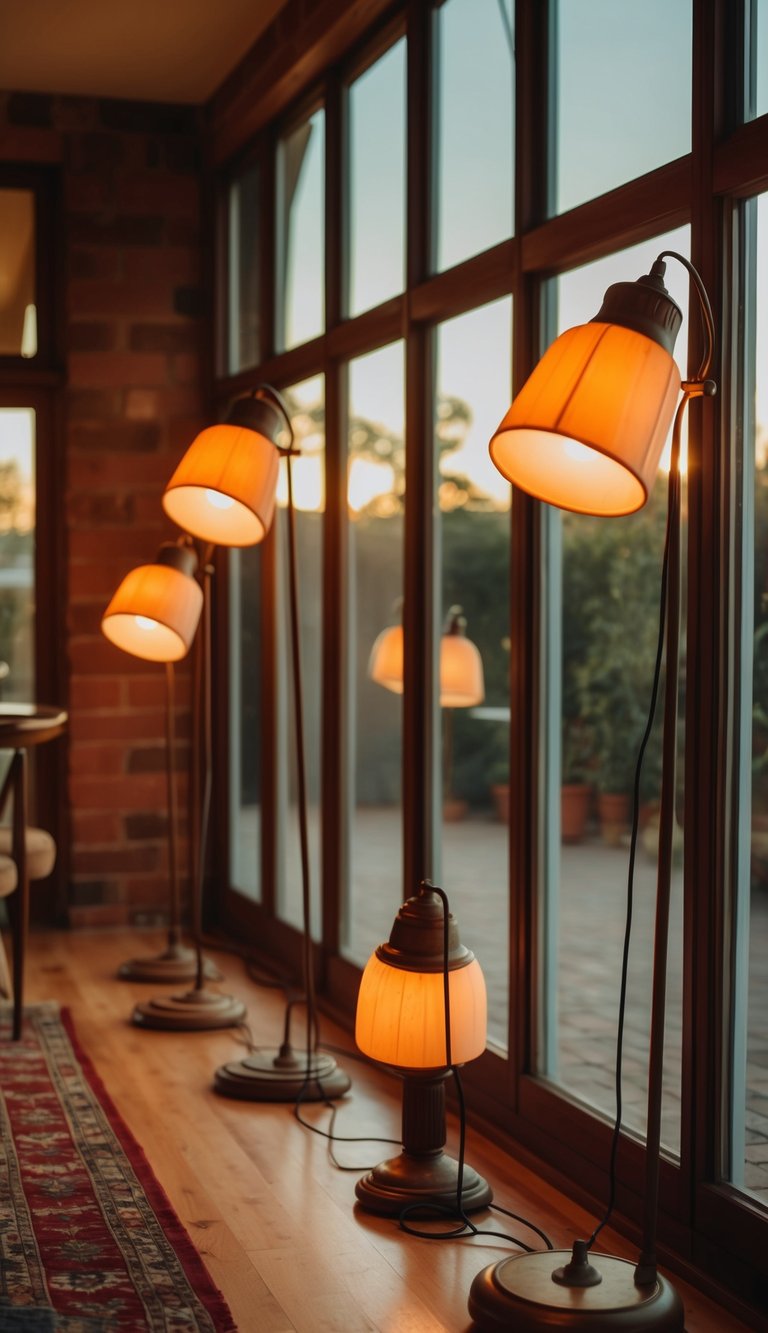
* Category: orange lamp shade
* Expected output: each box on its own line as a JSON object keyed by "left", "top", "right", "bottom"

{"left": 163, "top": 421, "right": 280, "bottom": 547}
{"left": 490, "top": 322, "right": 681, "bottom": 517}
{"left": 355, "top": 952, "right": 487, "bottom": 1069}
{"left": 440, "top": 631, "right": 484, "bottom": 707}
{"left": 368, "top": 624, "right": 404, "bottom": 694}
{"left": 101, "top": 546, "right": 203, "bottom": 663}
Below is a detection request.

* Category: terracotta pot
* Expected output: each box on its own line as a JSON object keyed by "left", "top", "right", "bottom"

{"left": 443, "top": 797, "right": 468, "bottom": 823}
{"left": 598, "top": 791, "right": 630, "bottom": 846}
{"left": 490, "top": 784, "right": 509, "bottom": 823}
{"left": 560, "top": 783, "right": 590, "bottom": 843}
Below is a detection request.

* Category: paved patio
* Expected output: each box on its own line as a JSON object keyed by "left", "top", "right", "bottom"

{"left": 237, "top": 803, "right": 768, "bottom": 1205}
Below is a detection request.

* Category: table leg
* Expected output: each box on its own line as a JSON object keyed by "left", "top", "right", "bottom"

{"left": 10, "top": 751, "right": 27, "bottom": 1041}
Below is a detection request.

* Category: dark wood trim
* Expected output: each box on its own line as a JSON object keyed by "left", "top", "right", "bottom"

{"left": 207, "top": 0, "right": 400, "bottom": 165}
{"left": 409, "top": 240, "right": 515, "bottom": 325}
{"left": 713, "top": 112, "right": 768, "bottom": 199}
{"left": 327, "top": 297, "right": 404, "bottom": 361}
{"left": 521, "top": 157, "right": 691, "bottom": 276}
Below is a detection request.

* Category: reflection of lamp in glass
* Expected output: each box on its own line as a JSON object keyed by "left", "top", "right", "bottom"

{"left": 469, "top": 255, "right": 716, "bottom": 1331}
{"left": 102, "top": 542, "right": 219, "bottom": 985}
{"left": 369, "top": 604, "right": 484, "bottom": 815}
{"left": 355, "top": 879, "right": 491, "bottom": 1215}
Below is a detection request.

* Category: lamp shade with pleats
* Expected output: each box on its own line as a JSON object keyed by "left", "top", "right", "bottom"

{"left": 489, "top": 266, "right": 684, "bottom": 517}
{"left": 101, "top": 544, "right": 203, "bottom": 663}
{"left": 355, "top": 881, "right": 487, "bottom": 1071}
{"left": 368, "top": 624, "right": 404, "bottom": 694}
{"left": 163, "top": 394, "right": 285, "bottom": 547}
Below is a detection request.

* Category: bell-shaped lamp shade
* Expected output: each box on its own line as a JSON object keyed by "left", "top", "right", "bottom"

{"left": 368, "top": 609, "right": 484, "bottom": 707}
{"left": 101, "top": 544, "right": 203, "bottom": 663}
{"left": 368, "top": 624, "right": 404, "bottom": 694}
{"left": 489, "top": 265, "right": 684, "bottom": 517}
{"left": 163, "top": 394, "right": 285, "bottom": 547}
{"left": 356, "top": 953, "right": 487, "bottom": 1069}
{"left": 355, "top": 881, "right": 487, "bottom": 1070}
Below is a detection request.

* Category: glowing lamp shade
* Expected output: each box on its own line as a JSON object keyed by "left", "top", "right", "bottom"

{"left": 489, "top": 268, "right": 684, "bottom": 517}
{"left": 368, "top": 608, "right": 484, "bottom": 706}
{"left": 101, "top": 545, "right": 202, "bottom": 663}
{"left": 356, "top": 951, "right": 487, "bottom": 1069}
{"left": 368, "top": 624, "right": 404, "bottom": 694}
{"left": 163, "top": 394, "right": 290, "bottom": 548}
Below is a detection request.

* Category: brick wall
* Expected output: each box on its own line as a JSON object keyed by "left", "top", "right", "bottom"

{"left": 1, "top": 92, "right": 207, "bottom": 927}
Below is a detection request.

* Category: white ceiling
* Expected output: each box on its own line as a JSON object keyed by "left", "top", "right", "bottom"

{"left": 0, "top": 0, "right": 287, "bottom": 104}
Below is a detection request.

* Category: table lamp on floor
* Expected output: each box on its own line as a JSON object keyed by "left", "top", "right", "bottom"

{"left": 101, "top": 541, "right": 219, "bottom": 985}
{"left": 468, "top": 254, "right": 716, "bottom": 1330}
{"left": 354, "top": 878, "right": 491, "bottom": 1216}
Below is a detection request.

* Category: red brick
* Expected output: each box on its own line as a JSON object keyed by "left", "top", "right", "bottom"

{"left": 68, "top": 321, "right": 118, "bottom": 352}
{"left": 68, "top": 451, "right": 175, "bottom": 491}
{"left": 67, "top": 558, "right": 145, "bottom": 600}
{"left": 69, "top": 526, "right": 165, "bottom": 562}
{"left": 70, "top": 904, "right": 129, "bottom": 928}
{"left": 72, "top": 845, "right": 160, "bottom": 874}
{"left": 69, "top": 678, "right": 122, "bottom": 710}
{"left": 67, "top": 388, "right": 122, "bottom": 419}
{"left": 69, "top": 420, "right": 161, "bottom": 452}
{"left": 124, "top": 812, "right": 168, "bottom": 840}
{"left": 69, "top": 492, "right": 137, "bottom": 527}
{"left": 70, "top": 711, "right": 165, "bottom": 743}
{"left": 69, "top": 246, "right": 121, "bottom": 280}
{"left": 69, "top": 743, "right": 126, "bottom": 776}
{"left": 115, "top": 173, "right": 199, "bottom": 218}
{"left": 130, "top": 323, "right": 200, "bottom": 354}
{"left": 69, "top": 350, "right": 170, "bottom": 389}
{"left": 72, "top": 811, "right": 122, "bottom": 843}
{"left": 170, "top": 352, "right": 201, "bottom": 385}
{"left": 0, "top": 126, "right": 62, "bottom": 163}
{"left": 70, "top": 639, "right": 136, "bottom": 675}
{"left": 65, "top": 174, "right": 113, "bottom": 213}
{"left": 124, "top": 877, "right": 176, "bottom": 909}
{"left": 69, "top": 773, "right": 167, "bottom": 810}
{"left": 68, "top": 279, "right": 184, "bottom": 318}
{"left": 122, "top": 247, "right": 199, "bottom": 283}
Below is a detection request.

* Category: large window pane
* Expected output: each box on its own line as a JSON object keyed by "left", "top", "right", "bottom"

{"left": 228, "top": 166, "right": 260, "bottom": 374}
{"left": 751, "top": 0, "right": 768, "bottom": 119}
{"left": 229, "top": 542, "right": 262, "bottom": 902}
{"left": 542, "top": 228, "right": 690, "bottom": 1153}
{"left": 737, "top": 193, "right": 768, "bottom": 1206}
{"left": 348, "top": 40, "right": 406, "bottom": 317}
{"left": 554, "top": 1, "right": 692, "bottom": 216}
{"left": 436, "top": 298, "right": 512, "bottom": 1052}
{"left": 0, "top": 408, "right": 34, "bottom": 700}
{"left": 434, "top": 0, "right": 514, "bottom": 272}
{"left": 0, "top": 190, "right": 36, "bottom": 358}
{"left": 343, "top": 343, "right": 405, "bottom": 966}
{"left": 276, "top": 377, "right": 325, "bottom": 936}
{"left": 276, "top": 111, "right": 325, "bottom": 350}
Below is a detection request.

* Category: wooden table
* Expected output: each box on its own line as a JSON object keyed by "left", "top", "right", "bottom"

{"left": 0, "top": 704, "right": 67, "bottom": 1038}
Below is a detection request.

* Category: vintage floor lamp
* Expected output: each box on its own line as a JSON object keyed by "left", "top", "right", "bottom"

{"left": 137, "top": 387, "right": 348, "bottom": 1093}
{"left": 467, "top": 254, "right": 716, "bottom": 1330}
{"left": 101, "top": 541, "right": 221, "bottom": 985}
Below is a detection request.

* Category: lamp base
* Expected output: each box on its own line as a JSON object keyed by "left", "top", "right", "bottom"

{"left": 132, "top": 987, "right": 246, "bottom": 1031}
{"left": 468, "top": 1251, "right": 684, "bottom": 1330}
{"left": 118, "top": 943, "right": 221, "bottom": 984}
{"left": 213, "top": 1046, "right": 351, "bottom": 1102}
{"left": 355, "top": 1148, "right": 492, "bottom": 1217}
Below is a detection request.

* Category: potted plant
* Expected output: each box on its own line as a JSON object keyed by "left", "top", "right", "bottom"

{"left": 560, "top": 717, "right": 593, "bottom": 843}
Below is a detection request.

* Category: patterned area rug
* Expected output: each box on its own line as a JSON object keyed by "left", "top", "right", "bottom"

{"left": 0, "top": 1004, "right": 235, "bottom": 1331}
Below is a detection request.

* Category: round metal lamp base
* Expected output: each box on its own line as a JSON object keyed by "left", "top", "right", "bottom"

{"left": 355, "top": 1150, "right": 492, "bottom": 1218}
{"left": 118, "top": 945, "right": 221, "bottom": 984}
{"left": 214, "top": 1047, "right": 351, "bottom": 1102}
{"left": 468, "top": 1252, "right": 684, "bottom": 1331}
{"left": 131, "top": 988, "right": 246, "bottom": 1031}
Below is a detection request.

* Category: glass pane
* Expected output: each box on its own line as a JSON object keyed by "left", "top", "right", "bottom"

{"left": 751, "top": 0, "right": 768, "bottom": 118}
{"left": 275, "top": 377, "right": 325, "bottom": 937}
{"left": 434, "top": 0, "right": 514, "bottom": 272}
{"left": 342, "top": 343, "right": 405, "bottom": 966}
{"left": 436, "top": 297, "right": 512, "bottom": 1052}
{"left": 228, "top": 166, "right": 260, "bottom": 374}
{"left": 0, "top": 190, "right": 36, "bottom": 358}
{"left": 739, "top": 193, "right": 768, "bottom": 1206}
{"left": 0, "top": 408, "right": 35, "bottom": 699}
{"left": 229, "top": 545, "right": 262, "bottom": 901}
{"left": 348, "top": 39, "right": 406, "bottom": 317}
{"left": 542, "top": 228, "right": 690, "bottom": 1153}
{"left": 276, "top": 110, "right": 325, "bottom": 351}
{"left": 554, "top": 0, "right": 692, "bottom": 215}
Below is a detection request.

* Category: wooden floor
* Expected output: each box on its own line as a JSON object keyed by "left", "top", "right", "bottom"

{"left": 13, "top": 928, "right": 755, "bottom": 1333}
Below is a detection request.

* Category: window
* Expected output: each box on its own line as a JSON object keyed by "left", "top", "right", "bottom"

{"left": 0, "top": 408, "right": 35, "bottom": 699}
{"left": 434, "top": 0, "right": 514, "bottom": 271}
{"left": 749, "top": 0, "right": 768, "bottom": 119}
{"left": 228, "top": 165, "right": 260, "bottom": 373}
{"left": 348, "top": 41, "right": 406, "bottom": 316}
{"left": 541, "top": 230, "right": 690, "bottom": 1150}
{"left": 343, "top": 343, "right": 405, "bottom": 964}
{"left": 276, "top": 110, "right": 325, "bottom": 350}
{"left": 553, "top": 0, "right": 692, "bottom": 215}
{"left": 0, "top": 189, "right": 36, "bottom": 358}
